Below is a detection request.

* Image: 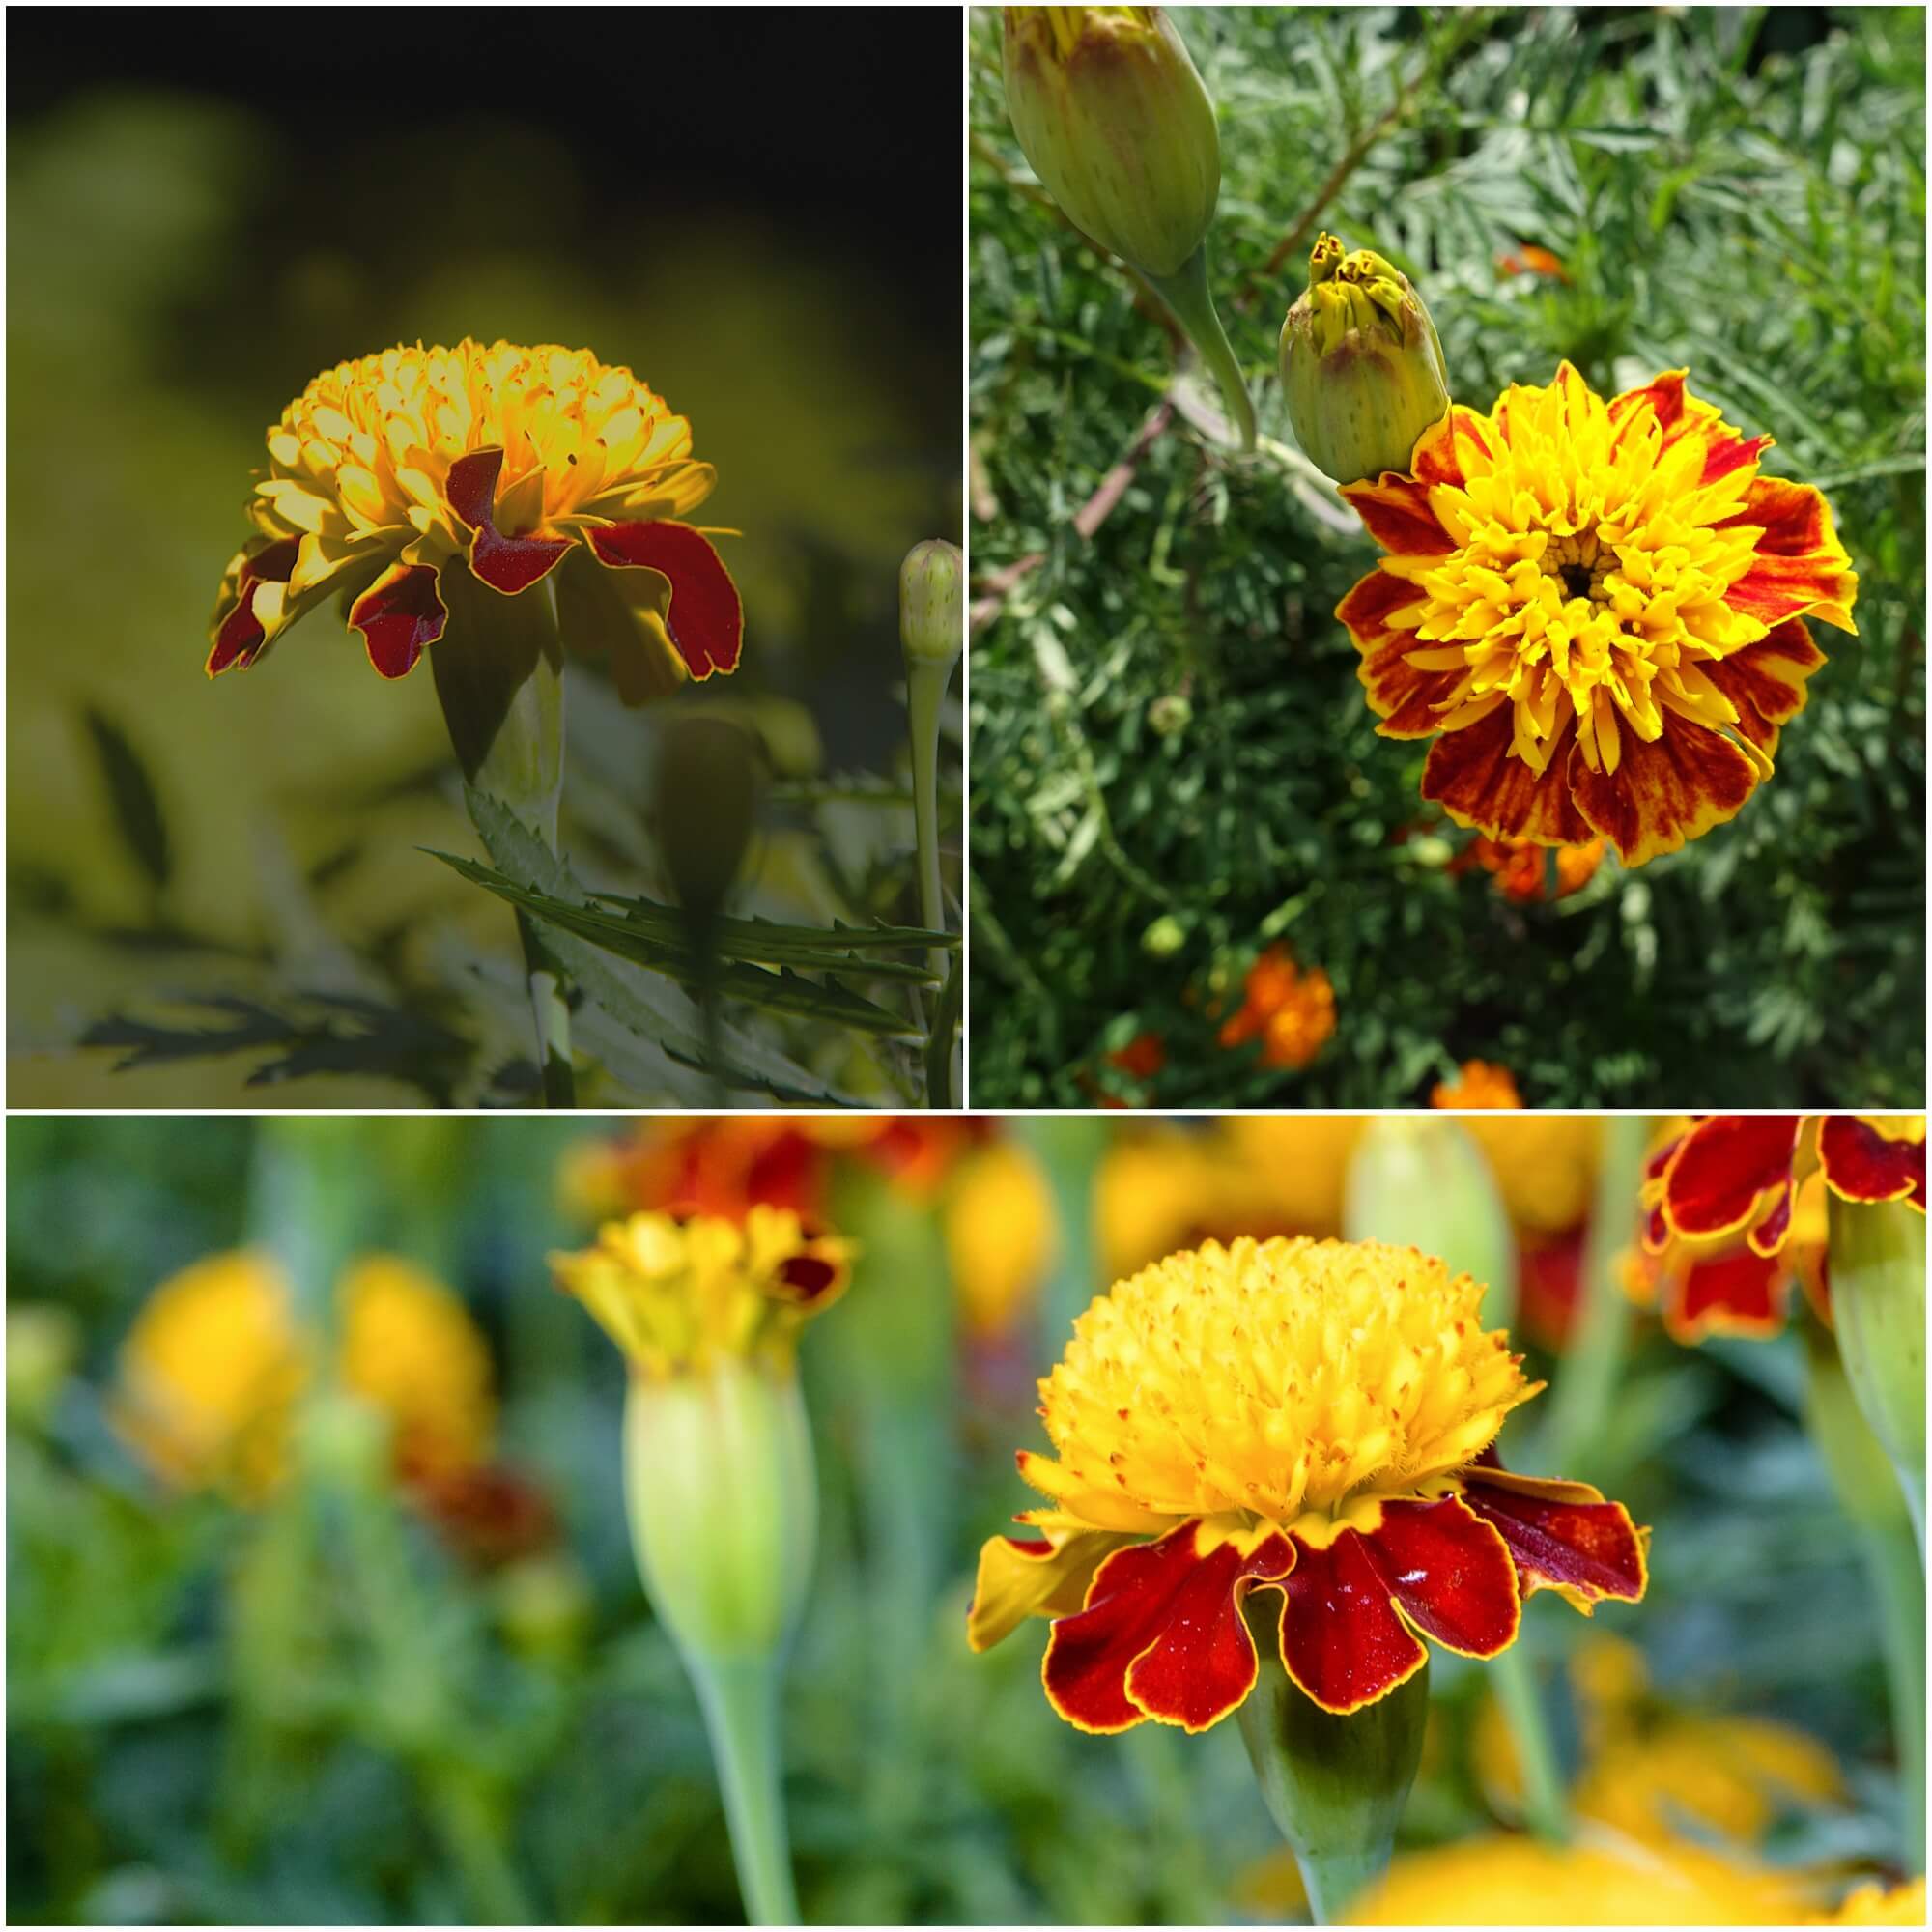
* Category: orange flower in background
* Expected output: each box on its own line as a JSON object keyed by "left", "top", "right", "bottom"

{"left": 1434, "top": 1060, "right": 1523, "bottom": 1109}
{"left": 1218, "top": 946, "right": 1336, "bottom": 1070}
{"left": 1496, "top": 242, "right": 1569, "bottom": 281}
{"left": 1460, "top": 835, "right": 1605, "bottom": 903}
{"left": 1338, "top": 363, "right": 1858, "bottom": 866}
{"left": 209, "top": 341, "right": 742, "bottom": 696}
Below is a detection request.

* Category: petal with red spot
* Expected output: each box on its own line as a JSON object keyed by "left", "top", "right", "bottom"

{"left": 587, "top": 520, "right": 744, "bottom": 679}
{"left": 207, "top": 536, "right": 300, "bottom": 674}
{"left": 1041, "top": 1521, "right": 1293, "bottom": 1734}
{"left": 1662, "top": 1116, "right": 1805, "bottom": 1243}
{"left": 1420, "top": 704, "right": 1594, "bottom": 845}
{"left": 445, "top": 448, "right": 576, "bottom": 595}
{"left": 1568, "top": 717, "right": 1761, "bottom": 867}
{"left": 1460, "top": 1469, "right": 1648, "bottom": 1612}
{"left": 349, "top": 562, "right": 448, "bottom": 679}
{"left": 1819, "top": 1117, "right": 1928, "bottom": 1211}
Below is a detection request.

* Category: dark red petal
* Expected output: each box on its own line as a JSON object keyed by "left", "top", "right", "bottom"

{"left": 1420, "top": 704, "right": 1594, "bottom": 844}
{"left": 1041, "top": 1522, "right": 1292, "bottom": 1734}
{"left": 1662, "top": 1116, "right": 1804, "bottom": 1243}
{"left": 445, "top": 447, "right": 575, "bottom": 595}
{"left": 1746, "top": 1179, "right": 1795, "bottom": 1257}
{"left": 1460, "top": 1474, "right": 1648, "bottom": 1608}
{"left": 207, "top": 536, "right": 300, "bottom": 674}
{"left": 1277, "top": 1528, "right": 1429, "bottom": 1715}
{"left": 1668, "top": 1244, "right": 1788, "bottom": 1340}
{"left": 1707, "top": 619, "right": 1826, "bottom": 754}
{"left": 349, "top": 563, "right": 448, "bottom": 679}
{"left": 1567, "top": 718, "right": 1761, "bottom": 867}
{"left": 588, "top": 521, "right": 744, "bottom": 678}
{"left": 1362, "top": 1495, "right": 1521, "bottom": 1660}
{"left": 1819, "top": 1117, "right": 1927, "bottom": 1211}
{"left": 1339, "top": 475, "right": 1458, "bottom": 556}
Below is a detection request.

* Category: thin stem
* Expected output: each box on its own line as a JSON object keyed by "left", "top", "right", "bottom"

{"left": 1866, "top": 1511, "right": 1927, "bottom": 1869}
{"left": 427, "top": 1768, "right": 534, "bottom": 1926}
{"left": 690, "top": 1656, "right": 799, "bottom": 1927}
{"left": 905, "top": 653, "right": 957, "bottom": 1106}
{"left": 517, "top": 914, "right": 577, "bottom": 1108}
{"left": 1146, "top": 247, "right": 1256, "bottom": 452}
{"left": 1488, "top": 1644, "right": 1568, "bottom": 1843}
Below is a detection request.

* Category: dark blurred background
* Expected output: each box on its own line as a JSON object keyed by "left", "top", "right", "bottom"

{"left": 8, "top": 7, "right": 961, "bottom": 1103}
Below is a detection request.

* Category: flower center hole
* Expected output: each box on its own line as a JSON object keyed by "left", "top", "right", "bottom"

{"left": 1558, "top": 562, "right": 1595, "bottom": 601}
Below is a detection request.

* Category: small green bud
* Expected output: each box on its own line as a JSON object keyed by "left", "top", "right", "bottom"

{"left": 1142, "top": 913, "right": 1186, "bottom": 957}
{"left": 655, "top": 716, "right": 760, "bottom": 924}
{"left": 1280, "top": 232, "right": 1451, "bottom": 486}
{"left": 899, "top": 539, "right": 963, "bottom": 673}
{"left": 1827, "top": 1194, "right": 1926, "bottom": 1531}
{"left": 6, "top": 1304, "right": 80, "bottom": 1430}
{"left": 1002, "top": 7, "right": 1220, "bottom": 280}
{"left": 1148, "top": 693, "right": 1192, "bottom": 738}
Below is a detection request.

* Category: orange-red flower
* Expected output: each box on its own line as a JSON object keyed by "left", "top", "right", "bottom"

{"left": 969, "top": 1236, "right": 1647, "bottom": 1728}
{"left": 1496, "top": 242, "right": 1569, "bottom": 282}
{"left": 1458, "top": 835, "right": 1605, "bottom": 903}
{"left": 1217, "top": 946, "right": 1336, "bottom": 1070}
{"left": 1337, "top": 363, "right": 1858, "bottom": 866}
{"left": 1433, "top": 1060, "right": 1522, "bottom": 1109}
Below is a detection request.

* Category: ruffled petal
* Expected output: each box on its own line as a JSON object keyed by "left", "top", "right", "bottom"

{"left": 1356, "top": 1495, "right": 1521, "bottom": 1661}
{"left": 586, "top": 520, "right": 744, "bottom": 679}
{"left": 206, "top": 535, "right": 301, "bottom": 675}
{"left": 1408, "top": 407, "right": 1495, "bottom": 490}
{"left": 1818, "top": 1117, "right": 1927, "bottom": 1212}
{"left": 1662, "top": 1116, "right": 1805, "bottom": 1243}
{"left": 1719, "top": 477, "right": 1859, "bottom": 635}
{"left": 445, "top": 448, "right": 576, "bottom": 595}
{"left": 1460, "top": 1461, "right": 1649, "bottom": 1613}
{"left": 348, "top": 562, "right": 449, "bottom": 679}
{"left": 1420, "top": 704, "right": 1594, "bottom": 845}
{"left": 1340, "top": 569, "right": 1458, "bottom": 736}
{"left": 1567, "top": 716, "right": 1762, "bottom": 867}
{"left": 1707, "top": 620, "right": 1825, "bottom": 756}
{"left": 1015, "top": 1450, "right": 1170, "bottom": 1534}
{"left": 1340, "top": 474, "right": 1458, "bottom": 557}
{"left": 1041, "top": 1520, "right": 1293, "bottom": 1734}
{"left": 552, "top": 542, "right": 686, "bottom": 703}
{"left": 1272, "top": 1526, "right": 1430, "bottom": 1715}
{"left": 967, "top": 1526, "right": 1129, "bottom": 1653}
{"left": 1606, "top": 369, "right": 1769, "bottom": 485}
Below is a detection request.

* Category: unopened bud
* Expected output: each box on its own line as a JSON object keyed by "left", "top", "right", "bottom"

{"left": 655, "top": 716, "right": 759, "bottom": 923}
{"left": 1827, "top": 1193, "right": 1925, "bottom": 1519}
{"left": 1280, "top": 233, "right": 1450, "bottom": 485}
{"left": 1002, "top": 7, "right": 1220, "bottom": 280}
{"left": 1148, "top": 693, "right": 1192, "bottom": 738}
{"left": 1142, "top": 913, "right": 1185, "bottom": 957}
{"left": 900, "top": 539, "right": 963, "bottom": 673}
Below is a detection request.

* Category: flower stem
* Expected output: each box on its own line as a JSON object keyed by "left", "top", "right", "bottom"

{"left": 1146, "top": 246, "right": 1256, "bottom": 452}
{"left": 1488, "top": 1644, "right": 1568, "bottom": 1843}
{"left": 689, "top": 1654, "right": 799, "bottom": 1926}
{"left": 905, "top": 652, "right": 957, "bottom": 1106}
{"left": 1870, "top": 1510, "right": 1927, "bottom": 1869}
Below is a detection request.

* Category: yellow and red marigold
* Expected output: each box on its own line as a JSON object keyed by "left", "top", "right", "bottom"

{"left": 1631, "top": 1114, "right": 1923, "bottom": 1340}
{"left": 969, "top": 1236, "right": 1647, "bottom": 1727}
{"left": 209, "top": 340, "right": 742, "bottom": 697}
{"left": 1338, "top": 362, "right": 1858, "bottom": 866}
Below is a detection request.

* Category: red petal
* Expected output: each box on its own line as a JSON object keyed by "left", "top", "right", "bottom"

{"left": 1041, "top": 1521, "right": 1293, "bottom": 1734}
{"left": 1340, "top": 475, "right": 1457, "bottom": 556}
{"left": 1421, "top": 704, "right": 1594, "bottom": 844}
{"left": 588, "top": 521, "right": 744, "bottom": 678}
{"left": 1707, "top": 620, "right": 1825, "bottom": 754}
{"left": 1713, "top": 474, "right": 1830, "bottom": 555}
{"left": 207, "top": 537, "right": 300, "bottom": 675}
{"left": 1667, "top": 1243, "right": 1789, "bottom": 1341}
{"left": 1409, "top": 408, "right": 1492, "bottom": 490}
{"left": 1341, "top": 571, "right": 1460, "bottom": 737}
{"left": 349, "top": 562, "right": 448, "bottom": 679}
{"left": 1359, "top": 1495, "right": 1520, "bottom": 1660}
{"left": 1460, "top": 1471, "right": 1648, "bottom": 1609}
{"left": 1567, "top": 718, "right": 1761, "bottom": 867}
{"left": 1819, "top": 1117, "right": 1927, "bottom": 1211}
{"left": 1275, "top": 1529, "right": 1429, "bottom": 1715}
{"left": 1662, "top": 1116, "right": 1804, "bottom": 1242}
{"left": 445, "top": 448, "right": 575, "bottom": 595}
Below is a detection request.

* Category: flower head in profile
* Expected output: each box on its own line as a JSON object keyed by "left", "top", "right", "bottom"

{"left": 209, "top": 340, "right": 742, "bottom": 698}
{"left": 1338, "top": 363, "right": 1858, "bottom": 866}
{"left": 1217, "top": 946, "right": 1337, "bottom": 1070}
{"left": 969, "top": 1236, "right": 1647, "bottom": 1727}
{"left": 551, "top": 1208, "right": 851, "bottom": 1380}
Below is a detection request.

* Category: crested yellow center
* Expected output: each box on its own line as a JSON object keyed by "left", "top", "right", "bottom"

{"left": 1389, "top": 372, "right": 1772, "bottom": 781}
{"left": 1032, "top": 1236, "right": 1537, "bottom": 1543}
{"left": 254, "top": 339, "right": 716, "bottom": 591}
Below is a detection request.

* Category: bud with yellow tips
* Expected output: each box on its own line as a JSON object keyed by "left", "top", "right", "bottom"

{"left": 1280, "top": 232, "right": 1450, "bottom": 485}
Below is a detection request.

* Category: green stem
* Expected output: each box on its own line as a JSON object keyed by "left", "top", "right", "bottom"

{"left": 1868, "top": 1512, "right": 1927, "bottom": 1869}
{"left": 905, "top": 653, "right": 957, "bottom": 1106}
{"left": 690, "top": 1655, "right": 799, "bottom": 1926}
{"left": 1488, "top": 1644, "right": 1568, "bottom": 1843}
{"left": 1017, "top": 1117, "right": 1109, "bottom": 1345}
{"left": 426, "top": 1767, "right": 534, "bottom": 1925}
{"left": 1146, "top": 246, "right": 1256, "bottom": 452}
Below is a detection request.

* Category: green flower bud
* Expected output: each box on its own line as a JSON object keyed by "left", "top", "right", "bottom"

{"left": 7, "top": 1304, "right": 80, "bottom": 1430}
{"left": 1142, "top": 913, "right": 1185, "bottom": 957}
{"left": 1827, "top": 1194, "right": 1926, "bottom": 1538}
{"left": 1280, "top": 232, "right": 1451, "bottom": 486}
{"left": 899, "top": 539, "right": 963, "bottom": 674}
{"left": 655, "top": 716, "right": 760, "bottom": 926}
{"left": 1001, "top": 7, "right": 1220, "bottom": 280}
{"left": 1148, "top": 692, "right": 1192, "bottom": 738}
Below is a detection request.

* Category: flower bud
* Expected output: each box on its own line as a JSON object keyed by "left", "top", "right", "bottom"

{"left": 1001, "top": 8, "right": 1220, "bottom": 280}
{"left": 1148, "top": 693, "right": 1192, "bottom": 738}
{"left": 1142, "top": 913, "right": 1185, "bottom": 957}
{"left": 1280, "top": 232, "right": 1450, "bottom": 486}
{"left": 655, "top": 716, "right": 760, "bottom": 926}
{"left": 7, "top": 1304, "right": 80, "bottom": 1430}
{"left": 899, "top": 539, "right": 963, "bottom": 674}
{"left": 1826, "top": 1193, "right": 1925, "bottom": 1528}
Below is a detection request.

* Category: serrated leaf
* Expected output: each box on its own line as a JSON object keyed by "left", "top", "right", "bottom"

{"left": 84, "top": 707, "right": 171, "bottom": 891}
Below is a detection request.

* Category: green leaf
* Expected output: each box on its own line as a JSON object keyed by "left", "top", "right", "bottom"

{"left": 84, "top": 707, "right": 171, "bottom": 891}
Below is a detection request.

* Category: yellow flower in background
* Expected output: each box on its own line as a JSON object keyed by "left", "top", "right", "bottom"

{"left": 1461, "top": 1112, "right": 1603, "bottom": 1238}
{"left": 551, "top": 1207, "right": 851, "bottom": 1379}
{"left": 1815, "top": 1879, "right": 1929, "bottom": 1925}
{"left": 1339, "top": 363, "right": 1858, "bottom": 865}
{"left": 114, "top": 1250, "right": 494, "bottom": 1498}
{"left": 1344, "top": 1831, "right": 1813, "bottom": 1925}
{"left": 208, "top": 340, "right": 742, "bottom": 699}
{"left": 1215, "top": 1116, "right": 1364, "bottom": 1236}
{"left": 945, "top": 1142, "right": 1058, "bottom": 1339}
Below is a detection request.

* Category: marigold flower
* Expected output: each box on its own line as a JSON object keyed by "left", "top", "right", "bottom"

{"left": 1815, "top": 1879, "right": 1929, "bottom": 1926}
{"left": 114, "top": 1250, "right": 494, "bottom": 1498}
{"left": 1496, "top": 242, "right": 1569, "bottom": 281}
{"left": 1459, "top": 834, "right": 1605, "bottom": 903}
{"left": 945, "top": 1142, "right": 1058, "bottom": 1338}
{"left": 1432, "top": 1059, "right": 1522, "bottom": 1109}
{"left": 550, "top": 1207, "right": 850, "bottom": 1379}
{"left": 1218, "top": 946, "right": 1337, "bottom": 1070}
{"left": 969, "top": 1236, "right": 1647, "bottom": 1725}
{"left": 208, "top": 339, "right": 742, "bottom": 697}
{"left": 1338, "top": 362, "right": 1859, "bottom": 865}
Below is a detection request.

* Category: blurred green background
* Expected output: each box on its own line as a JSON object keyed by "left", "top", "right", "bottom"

{"left": 969, "top": 5, "right": 1925, "bottom": 1108}
{"left": 7, "top": 1113, "right": 1916, "bottom": 1923}
{"left": 8, "top": 9, "right": 960, "bottom": 1106}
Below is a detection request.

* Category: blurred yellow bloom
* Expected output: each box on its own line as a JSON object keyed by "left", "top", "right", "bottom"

{"left": 1346, "top": 1831, "right": 1814, "bottom": 1925}
{"left": 945, "top": 1141, "right": 1058, "bottom": 1338}
{"left": 114, "top": 1250, "right": 494, "bottom": 1499}
{"left": 1461, "top": 1113, "right": 1603, "bottom": 1237}
{"left": 1814, "top": 1879, "right": 1928, "bottom": 1925}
